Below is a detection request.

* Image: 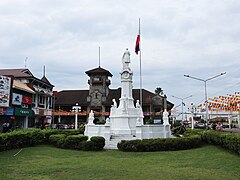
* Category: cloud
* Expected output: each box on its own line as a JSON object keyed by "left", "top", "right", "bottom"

{"left": 0, "top": 0, "right": 239, "bottom": 114}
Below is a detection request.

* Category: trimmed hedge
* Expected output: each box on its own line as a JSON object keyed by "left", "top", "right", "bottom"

{"left": 88, "top": 136, "right": 105, "bottom": 151}
{"left": 1, "top": 128, "right": 239, "bottom": 154}
{"left": 0, "top": 128, "right": 105, "bottom": 152}
{"left": 49, "top": 134, "right": 105, "bottom": 151}
{"left": 49, "top": 134, "right": 66, "bottom": 147}
{"left": 0, "top": 128, "right": 83, "bottom": 152}
{"left": 201, "top": 130, "right": 240, "bottom": 155}
{"left": 117, "top": 135, "right": 202, "bottom": 152}
{"left": 0, "top": 129, "right": 45, "bottom": 151}
{"left": 59, "top": 129, "right": 84, "bottom": 136}
{"left": 64, "top": 134, "right": 89, "bottom": 149}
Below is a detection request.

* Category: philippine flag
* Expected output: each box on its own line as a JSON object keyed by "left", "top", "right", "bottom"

{"left": 135, "top": 35, "right": 140, "bottom": 55}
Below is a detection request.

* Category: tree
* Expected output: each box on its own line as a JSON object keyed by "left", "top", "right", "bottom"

{"left": 155, "top": 87, "right": 164, "bottom": 95}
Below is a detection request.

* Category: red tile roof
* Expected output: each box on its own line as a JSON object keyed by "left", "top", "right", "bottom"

{"left": 85, "top": 67, "right": 113, "bottom": 77}
{"left": 55, "top": 88, "right": 174, "bottom": 109}
{"left": 55, "top": 90, "right": 90, "bottom": 106}
{"left": 0, "top": 68, "right": 54, "bottom": 87}
{"left": 0, "top": 69, "right": 33, "bottom": 78}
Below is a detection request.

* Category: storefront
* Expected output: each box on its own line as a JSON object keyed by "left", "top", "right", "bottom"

{"left": 14, "top": 107, "right": 34, "bottom": 129}
{"left": 0, "top": 107, "right": 14, "bottom": 132}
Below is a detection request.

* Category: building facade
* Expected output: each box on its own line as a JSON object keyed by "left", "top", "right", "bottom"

{"left": 0, "top": 69, "right": 54, "bottom": 132}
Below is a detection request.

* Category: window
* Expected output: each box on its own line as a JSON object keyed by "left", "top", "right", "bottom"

{"left": 38, "top": 95, "right": 45, "bottom": 108}
{"left": 32, "top": 95, "right": 36, "bottom": 107}
{"left": 48, "top": 97, "right": 53, "bottom": 109}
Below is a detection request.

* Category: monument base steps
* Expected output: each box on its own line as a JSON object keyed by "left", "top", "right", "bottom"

{"left": 104, "top": 134, "right": 137, "bottom": 150}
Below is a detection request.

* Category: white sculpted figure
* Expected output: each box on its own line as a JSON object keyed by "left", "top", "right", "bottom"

{"left": 163, "top": 109, "right": 169, "bottom": 125}
{"left": 106, "top": 118, "right": 110, "bottom": 124}
{"left": 136, "top": 100, "right": 141, "bottom": 108}
{"left": 122, "top": 48, "right": 131, "bottom": 69}
{"left": 112, "top": 99, "right": 117, "bottom": 108}
{"left": 88, "top": 110, "right": 94, "bottom": 125}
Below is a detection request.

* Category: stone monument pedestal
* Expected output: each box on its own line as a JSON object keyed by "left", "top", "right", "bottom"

{"left": 84, "top": 49, "right": 171, "bottom": 149}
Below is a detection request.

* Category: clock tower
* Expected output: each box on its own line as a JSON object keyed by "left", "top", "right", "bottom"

{"left": 85, "top": 66, "right": 112, "bottom": 114}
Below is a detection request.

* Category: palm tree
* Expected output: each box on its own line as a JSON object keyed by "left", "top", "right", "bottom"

{"left": 155, "top": 87, "right": 164, "bottom": 95}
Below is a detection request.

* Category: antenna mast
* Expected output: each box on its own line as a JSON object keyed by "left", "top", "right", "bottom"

{"left": 24, "top": 57, "right": 28, "bottom": 68}
{"left": 99, "top": 46, "right": 101, "bottom": 67}
{"left": 43, "top": 65, "right": 46, "bottom": 77}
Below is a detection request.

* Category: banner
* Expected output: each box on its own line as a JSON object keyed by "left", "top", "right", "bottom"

{"left": 22, "top": 96, "right": 32, "bottom": 104}
{"left": 12, "top": 93, "right": 22, "bottom": 105}
{"left": 15, "top": 107, "right": 33, "bottom": 116}
{"left": 0, "top": 76, "right": 12, "bottom": 107}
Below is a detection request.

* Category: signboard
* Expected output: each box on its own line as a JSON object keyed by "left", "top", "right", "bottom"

{"left": 0, "top": 107, "right": 7, "bottom": 115}
{"left": 0, "top": 107, "right": 14, "bottom": 115}
{"left": 6, "top": 108, "right": 14, "bottom": 115}
{"left": 22, "top": 96, "right": 32, "bottom": 104}
{"left": 12, "top": 93, "right": 22, "bottom": 105}
{"left": 0, "top": 76, "right": 11, "bottom": 107}
{"left": 15, "top": 107, "right": 33, "bottom": 116}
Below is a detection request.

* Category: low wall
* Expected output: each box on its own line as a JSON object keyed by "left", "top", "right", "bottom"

{"left": 84, "top": 124, "right": 110, "bottom": 141}
{"left": 85, "top": 124, "right": 172, "bottom": 142}
{"left": 136, "top": 125, "right": 171, "bottom": 139}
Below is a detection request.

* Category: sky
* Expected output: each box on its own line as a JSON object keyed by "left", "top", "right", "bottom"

{"left": 0, "top": 0, "right": 239, "bottom": 118}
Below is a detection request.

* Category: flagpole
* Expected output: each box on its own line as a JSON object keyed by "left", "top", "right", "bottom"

{"left": 139, "top": 18, "right": 143, "bottom": 106}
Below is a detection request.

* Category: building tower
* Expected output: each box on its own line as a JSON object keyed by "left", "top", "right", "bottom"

{"left": 85, "top": 66, "right": 112, "bottom": 119}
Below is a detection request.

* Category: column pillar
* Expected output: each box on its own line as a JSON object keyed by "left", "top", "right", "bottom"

{"left": 24, "top": 116, "right": 29, "bottom": 129}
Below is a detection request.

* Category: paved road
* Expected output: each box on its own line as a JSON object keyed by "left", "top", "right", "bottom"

{"left": 223, "top": 128, "right": 240, "bottom": 134}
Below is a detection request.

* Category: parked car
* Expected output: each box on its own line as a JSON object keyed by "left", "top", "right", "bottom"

{"left": 194, "top": 123, "right": 206, "bottom": 129}
{"left": 58, "top": 124, "right": 69, "bottom": 129}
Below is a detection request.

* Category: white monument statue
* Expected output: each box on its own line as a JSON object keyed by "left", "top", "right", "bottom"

{"left": 84, "top": 48, "right": 172, "bottom": 149}
{"left": 122, "top": 48, "right": 131, "bottom": 69}
{"left": 87, "top": 110, "right": 95, "bottom": 125}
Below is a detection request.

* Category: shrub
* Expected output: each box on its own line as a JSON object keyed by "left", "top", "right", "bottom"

{"left": 48, "top": 134, "right": 105, "bottom": 151}
{"left": 89, "top": 136, "right": 105, "bottom": 151}
{"left": 0, "top": 133, "right": 7, "bottom": 151}
{"left": 81, "top": 141, "right": 94, "bottom": 151}
{"left": 27, "top": 129, "right": 45, "bottom": 145}
{"left": 42, "top": 129, "right": 60, "bottom": 143}
{"left": 0, "top": 129, "right": 99, "bottom": 152}
{"left": 117, "top": 135, "right": 202, "bottom": 152}
{"left": 78, "top": 136, "right": 105, "bottom": 151}
{"left": 49, "top": 134, "right": 66, "bottom": 147}
{"left": 64, "top": 135, "right": 88, "bottom": 149}
{"left": 60, "top": 129, "right": 83, "bottom": 136}
{"left": 201, "top": 130, "right": 240, "bottom": 155}
{"left": 0, "top": 129, "right": 45, "bottom": 151}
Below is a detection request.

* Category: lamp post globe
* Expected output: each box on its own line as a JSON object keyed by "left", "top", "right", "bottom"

{"left": 72, "top": 103, "right": 81, "bottom": 130}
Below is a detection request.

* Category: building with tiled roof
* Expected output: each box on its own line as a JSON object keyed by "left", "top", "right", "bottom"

{"left": 0, "top": 68, "right": 54, "bottom": 131}
{"left": 54, "top": 66, "right": 174, "bottom": 125}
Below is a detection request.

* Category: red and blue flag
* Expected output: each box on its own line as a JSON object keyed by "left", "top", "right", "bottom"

{"left": 135, "top": 34, "right": 140, "bottom": 55}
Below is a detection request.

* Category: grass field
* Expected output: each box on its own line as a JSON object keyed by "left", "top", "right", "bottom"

{"left": 0, "top": 145, "right": 239, "bottom": 180}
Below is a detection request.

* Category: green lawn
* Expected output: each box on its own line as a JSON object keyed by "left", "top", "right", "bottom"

{"left": 0, "top": 145, "right": 239, "bottom": 180}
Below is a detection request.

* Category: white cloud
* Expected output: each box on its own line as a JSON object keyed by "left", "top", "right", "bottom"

{"left": 0, "top": 0, "right": 239, "bottom": 114}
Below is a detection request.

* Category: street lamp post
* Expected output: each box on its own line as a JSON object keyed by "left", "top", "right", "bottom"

{"left": 184, "top": 72, "right": 226, "bottom": 128}
{"left": 172, "top": 95, "right": 193, "bottom": 121}
{"left": 190, "top": 103, "right": 196, "bottom": 129}
{"left": 58, "top": 106, "right": 61, "bottom": 124}
{"left": 72, "top": 103, "right": 81, "bottom": 130}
